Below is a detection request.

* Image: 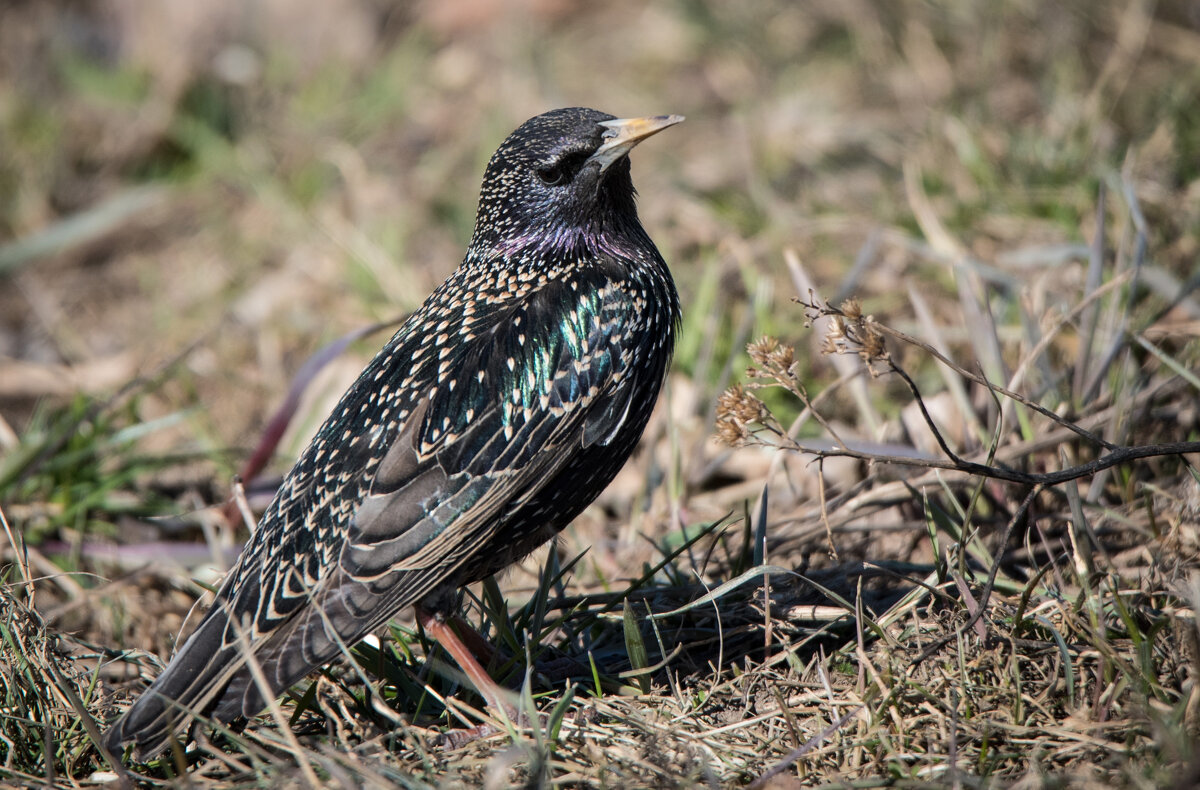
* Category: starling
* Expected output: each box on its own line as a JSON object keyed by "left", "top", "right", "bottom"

{"left": 105, "top": 107, "right": 683, "bottom": 759}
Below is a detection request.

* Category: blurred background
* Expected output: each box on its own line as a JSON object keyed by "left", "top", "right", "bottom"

{"left": 1, "top": 0, "right": 1199, "bottom": 782}
{"left": 3, "top": 0, "right": 1196, "bottom": 445}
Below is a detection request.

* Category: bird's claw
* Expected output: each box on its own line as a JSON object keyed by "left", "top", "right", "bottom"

{"left": 433, "top": 708, "right": 541, "bottom": 749}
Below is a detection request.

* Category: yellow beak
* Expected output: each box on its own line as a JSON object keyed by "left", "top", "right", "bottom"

{"left": 589, "top": 114, "right": 685, "bottom": 173}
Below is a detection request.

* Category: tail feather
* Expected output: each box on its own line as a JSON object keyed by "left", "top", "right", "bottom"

{"left": 104, "top": 608, "right": 246, "bottom": 760}
{"left": 207, "top": 569, "right": 427, "bottom": 723}
{"left": 206, "top": 612, "right": 337, "bottom": 725}
{"left": 106, "top": 567, "right": 442, "bottom": 759}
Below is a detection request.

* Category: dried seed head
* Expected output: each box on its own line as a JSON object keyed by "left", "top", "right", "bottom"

{"left": 747, "top": 336, "right": 780, "bottom": 367}
{"left": 819, "top": 303, "right": 889, "bottom": 368}
{"left": 858, "top": 315, "right": 887, "bottom": 362}
{"left": 715, "top": 384, "right": 769, "bottom": 445}
{"left": 769, "top": 343, "right": 795, "bottom": 374}
{"left": 747, "top": 335, "right": 797, "bottom": 379}
{"left": 715, "top": 415, "right": 745, "bottom": 446}
{"left": 822, "top": 315, "right": 847, "bottom": 357}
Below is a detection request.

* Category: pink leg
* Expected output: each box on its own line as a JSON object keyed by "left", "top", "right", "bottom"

{"left": 415, "top": 607, "right": 519, "bottom": 723}
{"left": 448, "top": 613, "right": 499, "bottom": 665}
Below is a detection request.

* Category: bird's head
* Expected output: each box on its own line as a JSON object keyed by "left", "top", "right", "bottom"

{"left": 468, "top": 107, "right": 682, "bottom": 259}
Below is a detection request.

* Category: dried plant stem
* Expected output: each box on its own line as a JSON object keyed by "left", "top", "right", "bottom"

{"left": 911, "top": 485, "right": 1043, "bottom": 666}
{"left": 736, "top": 298, "right": 1199, "bottom": 487}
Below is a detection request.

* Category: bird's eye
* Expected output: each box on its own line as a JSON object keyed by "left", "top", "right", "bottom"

{"left": 536, "top": 164, "right": 566, "bottom": 186}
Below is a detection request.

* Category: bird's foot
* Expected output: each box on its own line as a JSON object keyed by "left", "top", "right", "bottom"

{"left": 433, "top": 708, "right": 540, "bottom": 749}
{"left": 434, "top": 722, "right": 499, "bottom": 749}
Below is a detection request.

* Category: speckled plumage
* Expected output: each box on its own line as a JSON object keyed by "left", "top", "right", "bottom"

{"left": 105, "top": 107, "right": 682, "bottom": 759}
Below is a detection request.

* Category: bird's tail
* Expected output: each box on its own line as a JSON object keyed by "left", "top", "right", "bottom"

{"left": 105, "top": 570, "right": 431, "bottom": 759}
{"left": 103, "top": 606, "right": 247, "bottom": 761}
{"left": 104, "top": 590, "right": 360, "bottom": 760}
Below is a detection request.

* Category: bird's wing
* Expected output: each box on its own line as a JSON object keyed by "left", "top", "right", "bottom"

{"left": 344, "top": 264, "right": 639, "bottom": 578}
{"left": 106, "top": 260, "right": 644, "bottom": 756}
{"left": 228, "top": 260, "right": 643, "bottom": 693}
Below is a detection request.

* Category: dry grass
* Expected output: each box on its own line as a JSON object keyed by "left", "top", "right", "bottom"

{"left": 2, "top": 0, "right": 1200, "bottom": 787}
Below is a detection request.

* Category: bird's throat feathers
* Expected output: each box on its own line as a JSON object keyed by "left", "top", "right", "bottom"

{"left": 483, "top": 217, "right": 646, "bottom": 264}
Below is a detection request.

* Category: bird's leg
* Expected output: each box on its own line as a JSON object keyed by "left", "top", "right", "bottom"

{"left": 415, "top": 606, "right": 520, "bottom": 724}
{"left": 446, "top": 613, "right": 499, "bottom": 667}
{"left": 446, "top": 613, "right": 591, "bottom": 685}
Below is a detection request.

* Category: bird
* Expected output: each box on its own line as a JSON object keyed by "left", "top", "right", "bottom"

{"left": 104, "top": 107, "right": 683, "bottom": 759}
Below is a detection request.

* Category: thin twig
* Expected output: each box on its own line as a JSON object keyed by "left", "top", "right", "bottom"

{"left": 746, "top": 704, "right": 863, "bottom": 790}
{"left": 801, "top": 296, "right": 1117, "bottom": 450}
{"left": 767, "top": 431, "right": 1200, "bottom": 487}
{"left": 910, "top": 485, "right": 1042, "bottom": 666}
